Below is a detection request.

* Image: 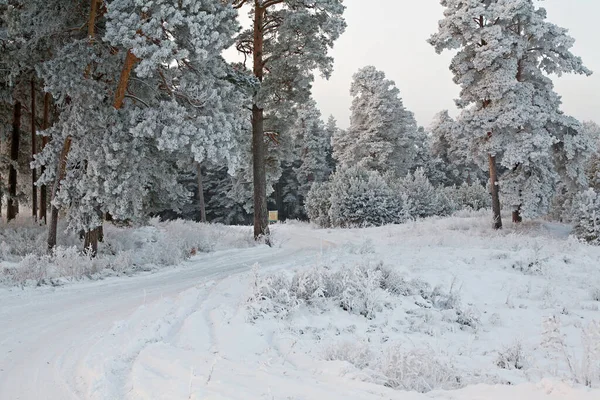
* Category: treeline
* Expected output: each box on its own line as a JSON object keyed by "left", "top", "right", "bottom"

{"left": 1, "top": 0, "right": 600, "bottom": 254}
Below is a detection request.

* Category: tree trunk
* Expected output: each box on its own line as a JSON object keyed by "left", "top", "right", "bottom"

{"left": 512, "top": 207, "right": 522, "bottom": 224}
{"left": 114, "top": 51, "right": 138, "bottom": 109}
{"left": 488, "top": 154, "right": 503, "bottom": 230}
{"left": 47, "top": 136, "right": 72, "bottom": 250}
{"left": 7, "top": 101, "right": 21, "bottom": 221}
{"left": 49, "top": 0, "right": 101, "bottom": 251}
{"left": 252, "top": 5, "right": 270, "bottom": 242}
{"left": 79, "top": 48, "right": 138, "bottom": 253}
{"left": 31, "top": 79, "right": 38, "bottom": 220}
{"left": 83, "top": 227, "right": 99, "bottom": 257}
{"left": 76, "top": 48, "right": 138, "bottom": 252}
{"left": 511, "top": 56, "right": 525, "bottom": 224}
{"left": 197, "top": 163, "right": 206, "bottom": 223}
{"left": 39, "top": 92, "right": 51, "bottom": 223}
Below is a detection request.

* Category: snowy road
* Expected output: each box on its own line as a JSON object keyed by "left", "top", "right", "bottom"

{"left": 0, "top": 232, "right": 322, "bottom": 400}
{"left": 1, "top": 222, "right": 599, "bottom": 400}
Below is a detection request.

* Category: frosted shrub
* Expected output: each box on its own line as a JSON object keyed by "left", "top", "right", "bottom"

{"left": 591, "top": 287, "right": 600, "bottom": 302}
{"left": 305, "top": 182, "right": 332, "bottom": 228}
{"left": 380, "top": 346, "right": 461, "bottom": 393}
{"left": 248, "top": 265, "right": 299, "bottom": 319}
{"left": 5, "top": 254, "right": 49, "bottom": 285}
{"left": 496, "top": 341, "right": 529, "bottom": 370}
{"left": 571, "top": 189, "right": 600, "bottom": 245}
{"left": 249, "top": 262, "right": 393, "bottom": 320}
{"left": 328, "top": 166, "right": 401, "bottom": 228}
{"left": 290, "top": 267, "right": 329, "bottom": 303}
{"left": 447, "top": 182, "right": 491, "bottom": 211}
{"left": 323, "top": 341, "right": 373, "bottom": 369}
{"left": 394, "top": 168, "right": 438, "bottom": 218}
{"left": 0, "top": 220, "right": 255, "bottom": 286}
{"left": 52, "top": 246, "right": 105, "bottom": 280}
{"left": 0, "top": 219, "right": 80, "bottom": 261}
{"left": 109, "top": 250, "right": 135, "bottom": 274}
{"left": 332, "top": 264, "right": 386, "bottom": 319}
{"left": 542, "top": 316, "right": 600, "bottom": 387}
{"left": 394, "top": 168, "right": 456, "bottom": 218}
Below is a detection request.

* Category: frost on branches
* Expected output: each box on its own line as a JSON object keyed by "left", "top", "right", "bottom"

{"left": 430, "top": 0, "right": 593, "bottom": 221}
{"left": 31, "top": 0, "right": 248, "bottom": 232}
{"left": 572, "top": 189, "right": 600, "bottom": 245}
{"left": 332, "top": 66, "right": 418, "bottom": 178}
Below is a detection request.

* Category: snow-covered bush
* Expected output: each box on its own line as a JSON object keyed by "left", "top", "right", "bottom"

{"left": 2, "top": 246, "right": 107, "bottom": 286}
{"left": 380, "top": 346, "right": 461, "bottom": 392}
{"left": 0, "top": 219, "right": 255, "bottom": 286}
{"left": 329, "top": 264, "right": 386, "bottom": 319}
{"left": 591, "top": 287, "right": 600, "bottom": 302}
{"left": 323, "top": 341, "right": 373, "bottom": 370}
{"left": 496, "top": 341, "right": 529, "bottom": 370}
{"left": 392, "top": 168, "right": 460, "bottom": 219}
{"left": 542, "top": 316, "right": 600, "bottom": 387}
{"left": 393, "top": 168, "right": 441, "bottom": 218}
{"left": 305, "top": 182, "right": 332, "bottom": 228}
{"left": 248, "top": 262, "right": 391, "bottom": 320}
{"left": 248, "top": 261, "right": 475, "bottom": 327}
{"left": 446, "top": 182, "right": 491, "bottom": 211}
{"left": 0, "top": 218, "right": 81, "bottom": 261}
{"left": 306, "top": 166, "right": 489, "bottom": 228}
{"left": 571, "top": 189, "right": 600, "bottom": 245}
{"left": 328, "top": 166, "right": 401, "bottom": 228}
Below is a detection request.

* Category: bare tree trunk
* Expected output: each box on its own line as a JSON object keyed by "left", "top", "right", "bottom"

{"left": 39, "top": 92, "right": 51, "bottom": 223}
{"left": 114, "top": 51, "right": 138, "bottom": 109}
{"left": 7, "top": 101, "right": 21, "bottom": 221}
{"left": 197, "top": 163, "right": 206, "bottom": 223}
{"left": 488, "top": 154, "right": 503, "bottom": 230}
{"left": 512, "top": 207, "right": 522, "bottom": 224}
{"left": 31, "top": 79, "right": 38, "bottom": 220}
{"left": 83, "top": 227, "right": 99, "bottom": 256}
{"left": 512, "top": 56, "right": 525, "bottom": 224}
{"left": 47, "top": 137, "right": 72, "bottom": 250}
{"left": 252, "top": 4, "right": 270, "bottom": 242}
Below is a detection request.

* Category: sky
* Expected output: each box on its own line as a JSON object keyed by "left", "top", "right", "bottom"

{"left": 308, "top": 0, "right": 600, "bottom": 129}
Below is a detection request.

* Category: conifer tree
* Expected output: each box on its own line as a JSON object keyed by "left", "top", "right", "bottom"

{"left": 430, "top": 0, "right": 592, "bottom": 228}
{"left": 333, "top": 66, "right": 418, "bottom": 178}
{"left": 11, "top": 0, "right": 249, "bottom": 252}
{"left": 232, "top": 0, "right": 345, "bottom": 240}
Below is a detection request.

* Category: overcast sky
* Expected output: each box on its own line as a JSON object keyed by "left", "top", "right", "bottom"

{"left": 309, "top": 0, "right": 600, "bottom": 129}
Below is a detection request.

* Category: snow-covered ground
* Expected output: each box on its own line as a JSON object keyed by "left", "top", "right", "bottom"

{"left": 1, "top": 212, "right": 600, "bottom": 399}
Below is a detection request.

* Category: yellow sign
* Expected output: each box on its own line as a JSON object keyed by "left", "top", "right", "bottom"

{"left": 268, "top": 210, "right": 279, "bottom": 223}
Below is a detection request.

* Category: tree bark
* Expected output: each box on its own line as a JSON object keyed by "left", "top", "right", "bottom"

{"left": 512, "top": 208, "right": 522, "bottom": 224}
{"left": 511, "top": 56, "right": 524, "bottom": 224}
{"left": 49, "top": 1, "right": 101, "bottom": 251}
{"left": 488, "top": 154, "right": 503, "bottom": 230}
{"left": 252, "top": 4, "right": 270, "bottom": 242}
{"left": 7, "top": 101, "right": 21, "bottom": 221}
{"left": 78, "top": 48, "right": 139, "bottom": 253}
{"left": 83, "top": 227, "right": 99, "bottom": 257}
{"left": 47, "top": 136, "right": 72, "bottom": 250}
{"left": 197, "top": 163, "right": 206, "bottom": 223}
{"left": 39, "top": 92, "right": 51, "bottom": 223}
{"left": 114, "top": 50, "right": 139, "bottom": 109}
{"left": 31, "top": 79, "right": 38, "bottom": 220}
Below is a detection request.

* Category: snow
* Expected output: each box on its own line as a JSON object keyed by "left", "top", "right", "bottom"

{"left": 1, "top": 212, "right": 600, "bottom": 399}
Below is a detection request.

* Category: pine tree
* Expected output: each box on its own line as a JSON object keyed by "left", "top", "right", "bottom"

{"left": 232, "top": 0, "right": 346, "bottom": 240}
{"left": 14, "top": 0, "right": 248, "bottom": 253}
{"left": 333, "top": 66, "right": 418, "bottom": 177}
{"left": 430, "top": 0, "right": 592, "bottom": 228}
{"left": 290, "top": 100, "right": 332, "bottom": 218}
{"left": 324, "top": 115, "right": 338, "bottom": 173}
